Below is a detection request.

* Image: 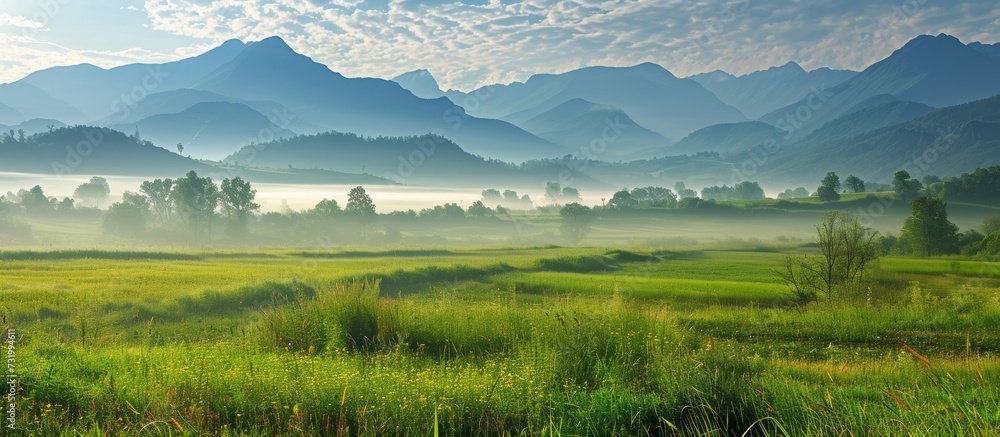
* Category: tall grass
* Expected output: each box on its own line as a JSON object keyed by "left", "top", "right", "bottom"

{"left": 10, "top": 247, "right": 1000, "bottom": 435}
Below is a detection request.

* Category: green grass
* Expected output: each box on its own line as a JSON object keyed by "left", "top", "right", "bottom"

{"left": 6, "top": 247, "right": 1000, "bottom": 435}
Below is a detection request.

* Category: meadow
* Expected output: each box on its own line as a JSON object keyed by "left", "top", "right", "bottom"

{"left": 3, "top": 243, "right": 1000, "bottom": 436}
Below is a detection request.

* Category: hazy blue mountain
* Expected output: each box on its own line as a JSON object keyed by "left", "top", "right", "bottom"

{"left": 19, "top": 39, "right": 247, "bottom": 120}
{"left": 392, "top": 69, "right": 445, "bottom": 99}
{"left": 518, "top": 98, "right": 672, "bottom": 160}
{"left": 669, "top": 121, "right": 786, "bottom": 156}
{"left": 223, "top": 131, "right": 602, "bottom": 187}
{"left": 118, "top": 102, "right": 296, "bottom": 161}
{"left": 0, "top": 125, "right": 391, "bottom": 184}
{"left": 969, "top": 41, "right": 1000, "bottom": 57}
{"left": 194, "top": 37, "right": 565, "bottom": 162}
{"left": 445, "top": 63, "right": 746, "bottom": 140}
{"left": 689, "top": 62, "right": 856, "bottom": 119}
{"left": 801, "top": 95, "right": 933, "bottom": 143}
{"left": 0, "top": 82, "right": 86, "bottom": 124}
{"left": 0, "top": 119, "right": 67, "bottom": 136}
{"left": 763, "top": 93, "right": 1000, "bottom": 184}
{"left": 760, "top": 34, "right": 1000, "bottom": 138}
{"left": 0, "top": 102, "right": 22, "bottom": 125}
{"left": 104, "top": 88, "right": 327, "bottom": 134}
{"left": 0, "top": 126, "right": 216, "bottom": 176}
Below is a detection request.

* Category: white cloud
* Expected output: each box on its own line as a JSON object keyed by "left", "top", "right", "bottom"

{"left": 2, "top": 0, "right": 998, "bottom": 89}
{"left": 0, "top": 13, "right": 45, "bottom": 29}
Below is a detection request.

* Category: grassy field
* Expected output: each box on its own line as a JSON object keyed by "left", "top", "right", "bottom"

{"left": 3, "top": 244, "right": 999, "bottom": 436}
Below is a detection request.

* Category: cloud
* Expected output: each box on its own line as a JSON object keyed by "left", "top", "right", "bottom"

{"left": 0, "top": 13, "right": 45, "bottom": 29}
{"left": 2, "top": 0, "right": 999, "bottom": 89}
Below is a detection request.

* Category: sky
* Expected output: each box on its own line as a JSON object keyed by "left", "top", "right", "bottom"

{"left": 0, "top": 0, "right": 998, "bottom": 91}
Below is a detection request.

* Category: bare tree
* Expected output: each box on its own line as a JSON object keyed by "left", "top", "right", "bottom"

{"left": 780, "top": 211, "right": 882, "bottom": 302}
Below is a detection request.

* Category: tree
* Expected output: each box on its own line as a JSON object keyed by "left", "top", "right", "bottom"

{"left": 607, "top": 189, "right": 636, "bottom": 209}
{"left": 733, "top": 181, "right": 765, "bottom": 200}
{"left": 169, "top": 171, "right": 219, "bottom": 238}
{"left": 102, "top": 191, "right": 151, "bottom": 237}
{"left": 481, "top": 189, "right": 502, "bottom": 203}
{"left": 982, "top": 215, "right": 1000, "bottom": 235}
{"left": 220, "top": 177, "right": 260, "bottom": 239}
{"left": 631, "top": 186, "right": 678, "bottom": 206}
{"left": 140, "top": 178, "right": 174, "bottom": 222}
{"left": 845, "top": 175, "right": 866, "bottom": 193}
{"left": 900, "top": 197, "right": 959, "bottom": 255}
{"left": 892, "top": 170, "right": 923, "bottom": 201}
{"left": 467, "top": 200, "right": 492, "bottom": 217}
{"left": 176, "top": 143, "right": 185, "bottom": 155}
{"left": 561, "top": 187, "right": 582, "bottom": 202}
{"left": 560, "top": 202, "right": 594, "bottom": 245}
{"left": 674, "top": 182, "right": 697, "bottom": 199}
{"left": 544, "top": 182, "right": 563, "bottom": 204}
{"left": 345, "top": 186, "right": 376, "bottom": 216}
{"left": 56, "top": 197, "right": 75, "bottom": 212}
{"left": 817, "top": 172, "right": 841, "bottom": 202}
{"left": 20, "top": 185, "right": 53, "bottom": 215}
{"left": 779, "top": 211, "right": 881, "bottom": 302}
{"left": 73, "top": 176, "right": 111, "bottom": 207}
{"left": 312, "top": 199, "right": 341, "bottom": 218}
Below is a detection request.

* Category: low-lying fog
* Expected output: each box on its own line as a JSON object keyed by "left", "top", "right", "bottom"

{"left": 0, "top": 172, "right": 605, "bottom": 212}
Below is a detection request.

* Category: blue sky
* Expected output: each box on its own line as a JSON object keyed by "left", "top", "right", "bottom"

{"left": 1, "top": 0, "right": 998, "bottom": 90}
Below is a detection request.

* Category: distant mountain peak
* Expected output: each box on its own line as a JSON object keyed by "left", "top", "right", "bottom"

{"left": 254, "top": 35, "right": 293, "bottom": 49}
{"left": 392, "top": 69, "right": 444, "bottom": 99}
{"left": 629, "top": 62, "right": 676, "bottom": 79}
{"left": 897, "top": 33, "right": 965, "bottom": 54}
{"left": 775, "top": 61, "right": 805, "bottom": 73}
{"left": 219, "top": 38, "right": 246, "bottom": 47}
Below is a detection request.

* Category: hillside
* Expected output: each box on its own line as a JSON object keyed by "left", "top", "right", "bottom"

{"left": 760, "top": 34, "right": 1000, "bottom": 138}
{"left": 119, "top": 102, "right": 296, "bottom": 161}
{"left": 441, "top": 63, "right": 746, "bottom": 140}
{"left": 518, "top": 99, "right": 672, "bottom": 160}
{"left": 223, "top": 131, "right": 603, "bottom": 188}
{"left": 689, "top": 62, "right": 856, "bottom": 119}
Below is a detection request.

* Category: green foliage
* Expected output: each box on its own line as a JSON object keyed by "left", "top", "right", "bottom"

{"left": 939, "top": 166, "right": 1000, "bottom": 203}
{"left": 310, "top": 198, "right": 341, "bottom": 218}
{"left": 220, "top": 177, "right": 260, "bottom": 239}
{"left": 72, "top": 176, "right": 111, "bottom": 207}
{"left": 139, "top": 178, "right": 174, "bottom": 222}
{"left": 100, "top": 191, "right": 151, "bottom": 237}
{"left": 466, "top": 200, "right": 492, "bottom": 217}
{"left": 900, "top": 197, "right": 959, "bottom": 255}
{"left": 607, "top": 189, "right": 635, "bottom": 209}
{"left": 779, "top": 211, "right": 882, "bottom": 301}
{"left": 674, "top": 181, "right": 698, "bottom": 199}
{"left": 559, "top": 202, "right": 594, "bottom": 244}
{"left": 345, "top": 185, "right": 376, "bottom": 216}
{"left": 777, "top": 186, "right": 811, "bottom": 199}
{"left": 817, "top": 172, "right": 841, "bottom": 202}
{"left": 844, "top": 175, "right": 866, "bottom": 193}
{"left": 169, "top": 171, "right": 219, "bottom": 238}
{"left": 19, "top": 185, "right": 54, "bottom": 214}
{"left": 8, "top": 242, "right": 1000, "bottom": 435}
{"left": 893, "top": 170, "right": 924, "bottom": 201}
{"left": 701, "top": 181, "right": 765, "bottom": 201}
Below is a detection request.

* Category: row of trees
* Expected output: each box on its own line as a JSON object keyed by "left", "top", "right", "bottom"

{"left": 700, "top": 181, "right": 765, "bottom": 201}
{"left": 100, "top": 171, "right": 262, "bottom": 239}
{"left": 813, "top": 171, "right": 916, "bottom": 202}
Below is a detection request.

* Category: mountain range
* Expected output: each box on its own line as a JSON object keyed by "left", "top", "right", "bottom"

{"left": 1, "top": 33, "right": 999, "bottom": 191}
{"left": 759, "top": 34, "right": 1000, "bottom": 138}
{"left": 688, "top": 62, "right": 857, "bottom": 119}
{"left": 398, "top": 63, "right": 747, "bottom": 143}
{"left": 3, "top": 37, "right": 565, "bottom": 163}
